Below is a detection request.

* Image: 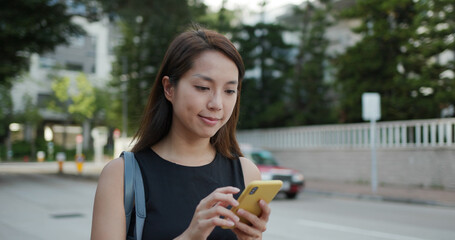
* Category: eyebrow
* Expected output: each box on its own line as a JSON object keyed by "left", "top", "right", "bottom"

{"left": 192, "top": 74, "right": 238, "bottom": 85}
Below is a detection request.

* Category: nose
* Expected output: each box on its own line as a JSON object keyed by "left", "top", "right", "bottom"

{"left": 208, "top": 92, "right": 222, "bottom": 111}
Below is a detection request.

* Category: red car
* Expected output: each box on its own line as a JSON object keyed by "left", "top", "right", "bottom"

{"left": 241, "top": 144, "right": 305, "bottom": 199}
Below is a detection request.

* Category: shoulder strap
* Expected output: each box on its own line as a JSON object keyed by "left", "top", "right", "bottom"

{"left": 122, "top": 151, "right": 146, "bottom": 240}
{"left": 123, "top": 151, "right": 134, "bottom": 233}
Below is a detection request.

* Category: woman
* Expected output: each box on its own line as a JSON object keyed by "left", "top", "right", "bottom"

{"left": 91, "top": 27, "right": 270, "bottom": 240}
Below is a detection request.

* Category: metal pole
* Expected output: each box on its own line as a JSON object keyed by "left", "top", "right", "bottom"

{"left": 371, "top": 120, "right": 378, "bottom": 193}
{"left": 122, "top": 56, "right": 128, "bottom": 138}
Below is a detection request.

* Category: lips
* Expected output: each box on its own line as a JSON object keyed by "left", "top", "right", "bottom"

{"left": 199, "top": 115, "right": 221, "bottom": 126}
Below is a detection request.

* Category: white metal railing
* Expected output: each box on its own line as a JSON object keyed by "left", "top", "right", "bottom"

{"left": 237, "top": 118, "right": 455, "bottom": 149}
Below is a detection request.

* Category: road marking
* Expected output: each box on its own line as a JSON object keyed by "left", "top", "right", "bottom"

{"left": 298, "top": 219, "right": 428, "bottom": 240}
{"left": 50, "top": 213, "right": 84, "bottom": 219}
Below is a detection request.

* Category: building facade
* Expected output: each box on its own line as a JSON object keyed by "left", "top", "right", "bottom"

{"left": 10, "top": 14, "right": 118, "bottom": 152}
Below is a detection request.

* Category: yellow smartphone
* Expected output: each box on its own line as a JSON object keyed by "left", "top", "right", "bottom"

{"left": 224, "top": 180, "right": 283, "bottom": 228}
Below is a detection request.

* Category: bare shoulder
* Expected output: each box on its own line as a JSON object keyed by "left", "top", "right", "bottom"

{"left": 95, "top": 156, "right": 124, "bottom": 205}
{"left": 91, "top": 157, "right": 125, "bottom": 239}
{"left": 100, "top": 157, "right": 124, "bottom": 180}
{"left": 239, "top": 156, "right": 261, "bottom": 186}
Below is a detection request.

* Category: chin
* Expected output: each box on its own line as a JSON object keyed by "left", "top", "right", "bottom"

{"left": 198, "top": 128, "right": 221, "bottom": 139}
{"left": 201, "top": 132, "right": 218, "bottom": 139}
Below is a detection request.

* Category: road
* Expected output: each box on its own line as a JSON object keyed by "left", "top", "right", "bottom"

{"left": 0, "top": 173, "right": 454, "bottom": 240}
{"left": 266, "top": 194, "right": 455, "bottom": 240}
{"left": 0, "top": 173, "right": 96, "bottom": 240}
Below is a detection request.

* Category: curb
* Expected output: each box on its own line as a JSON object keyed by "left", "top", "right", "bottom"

{"left": 48, "top": 172, "right": 101, "bottom": 181}
{"left": 305, "top": 189, "right": 455, "bottom": 208}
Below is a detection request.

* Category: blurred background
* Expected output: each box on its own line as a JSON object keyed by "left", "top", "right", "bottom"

{"left": 0, "top": 0, "right": 454, "bottom": 239}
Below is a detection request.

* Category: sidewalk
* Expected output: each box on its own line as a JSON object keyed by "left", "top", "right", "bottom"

{"left": 1, "top": 161, "right": 455, "bottom": 208}
{"left": 305, "top": 179, "right": 455, "bottom": 208}
{"left": 0, "top": 161, "right": 106, "bottom": 178}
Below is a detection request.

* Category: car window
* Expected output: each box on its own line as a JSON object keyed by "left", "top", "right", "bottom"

{"left": 251, "top": 151, "right": 279, "bottom": 166}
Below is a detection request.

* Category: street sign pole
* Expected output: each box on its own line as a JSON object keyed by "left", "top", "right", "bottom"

{"left": 362, "top": 92, "right": 381, "bottom": 194}
{"left": 370, "top": 119, "right": 377, "bottom": 193}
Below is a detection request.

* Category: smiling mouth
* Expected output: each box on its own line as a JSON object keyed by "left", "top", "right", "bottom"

{"left": 199, "top": 115, "right": 221, "bottom": 126}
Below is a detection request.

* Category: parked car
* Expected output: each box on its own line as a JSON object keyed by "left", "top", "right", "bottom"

{"left": 240, "top": 144, "right": 305, "bottom": 199}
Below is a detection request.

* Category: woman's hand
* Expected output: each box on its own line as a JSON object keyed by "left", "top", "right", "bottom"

{"left": 232, "top": 199, "right": 271, "bottom": 240}
{"left": 175, "top": 186, "right": 241, "bottom": 240}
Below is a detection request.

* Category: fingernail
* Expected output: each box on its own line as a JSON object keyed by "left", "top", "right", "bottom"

{"left": 237, "top": 209, "right": 245, "bottom": 215}
{"left": 227, "top": 221, "right": 235, "bottom": 226}
{"left": 233, "top": 200, "right": 239, "bottom": 207}
{"left": 234, "top": 215, "right": 240, "bottom": 222}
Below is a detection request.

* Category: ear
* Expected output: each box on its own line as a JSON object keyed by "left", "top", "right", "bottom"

{"left": 162, "top": 76, "right": 174, "bottom": 102}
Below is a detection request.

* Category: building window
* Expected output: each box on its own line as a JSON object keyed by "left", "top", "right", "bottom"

{"left": 37, "top": 93, "right": 52, "bottom": 108}
{"left": 70, "top": 36, "right": 85, "bottom": 47}
{"left": 39, "top": 57, "right": 56, "bottom": 69}
{"left": 65, "top": 62, "right": 83, "bottom": 71}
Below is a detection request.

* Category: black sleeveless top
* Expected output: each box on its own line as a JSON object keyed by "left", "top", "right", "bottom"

{"left": 132, "top": 148, "right": 245, "bottom": 240}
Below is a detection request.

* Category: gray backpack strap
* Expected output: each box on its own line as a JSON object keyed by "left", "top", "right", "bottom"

{"left": 122, "top": 151, "right": 134, "bottom": 234}
{"left": 122, "top": 151, "right": 146, "bottom": 240}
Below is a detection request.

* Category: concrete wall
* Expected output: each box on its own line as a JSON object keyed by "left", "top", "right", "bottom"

{"left": 271, "top": 148, "right": 455, "bottom": 190}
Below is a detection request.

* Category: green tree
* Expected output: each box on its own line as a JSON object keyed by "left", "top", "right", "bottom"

{"left": 48, "top": 73, "right": 73, "bottom": 150}
{"left": 198, "top": 0, "right": 238, "bottom": 34}
{"left": 49, "top": 75, "right": 71, "bottom": 118}
{"left": 92, "top": 88, "right": 117, "bottom": 126}
{"left": 69, "top": 74, "right": 96, "bottom": 121}
{"left": 0, "top": 0, "right": 84, "bottom": 87}
{"left": 232, "top": 21, "right": 294, "bottom": 129}
{"left": 335, "top": 0, "right": 455, "bottom": 122}
{"left": 0, "top": 86, "right": 13, "bottom": 138}
{"left": 0, "top": 86, "right": 13, "bottom": 159}
{"left": 18, "top": 95, "right": 42, "bottom": 133}
{"left": 334, "top": 0, "right": 417, "bottom": 122}
{"left": 13, "top": 94, "right": 42, "bottom": 160}
{"left": 282, "top": 0, "right": 334, "bottom": 125}
{"left": 48, "top": 73, "right": 97, "bottom": 149}
{"left": 402, "top": 0, "right": 455, "bottom": 118}
{"left": 97, "top": 0, "right": 210, "bottom": 135}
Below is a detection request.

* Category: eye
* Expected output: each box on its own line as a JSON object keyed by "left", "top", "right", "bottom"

{"left": 225, "top": 89, "right": 236, "bottom": 95}
{"left": 195, "top": 86, "right": 209, "bottom": 91}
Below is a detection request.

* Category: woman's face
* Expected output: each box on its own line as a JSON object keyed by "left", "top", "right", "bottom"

{"left": 164, "top": 50, "right": 239, "bottom": 140}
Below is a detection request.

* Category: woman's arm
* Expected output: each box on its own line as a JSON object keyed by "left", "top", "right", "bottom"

{"left": 91, "top": 157, "right": 126, "bottom": 240}
{"left": 239, "top": 156, "right": 262, "bottom": 185}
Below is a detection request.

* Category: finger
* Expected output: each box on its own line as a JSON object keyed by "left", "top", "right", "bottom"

{"left": 214, "top": 186, "right": 241, "bottom": 194}
{"left": 199, "top": 217, "right": 236, "bottom": 229}
{"left": 258, "top": 199, "right": 271, "bottom": 222}
{"left": 200, "top": 205, "right": 240, "bottom": 223}
{"left": 232, "top": 228, "right": 250, "bottom": 239}
{"left": 233, "top": 220, "right": 262, "bottom": 238}
{"left": 200, "top": 187, "right": 240, "bottom": 209}
{"left": 236, "top": 208, "right": 267, "bottom": 232}
{"left": 210, "top": 217, "right": 237, "bottom": 228}
{"left": 211, "top": 194, "right": 234, "bottom": 208}
{"left": 218, "top": 194, "right": 234, "bottom": 207}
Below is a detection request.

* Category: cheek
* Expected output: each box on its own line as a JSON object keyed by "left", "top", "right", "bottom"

{"left": 175, "top": 91, "right": 203, "bottom": 114}
{"left": 224, "top": 97, "right": 237, "bottom": 117}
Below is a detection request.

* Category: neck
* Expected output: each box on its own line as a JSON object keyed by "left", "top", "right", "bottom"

{"left": 152, "top": 128, "right": 216, "bottom": 166}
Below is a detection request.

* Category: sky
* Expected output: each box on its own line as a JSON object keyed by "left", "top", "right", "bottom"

{"left": 203, "top": 0, "right": 308, "bottom": 24}
{"left": 203, "top": 0, "right": 306, "bottom": 12}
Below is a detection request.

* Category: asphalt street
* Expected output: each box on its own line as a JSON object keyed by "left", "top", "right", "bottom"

{"left": 266, "top": 193, "right": 455, "bottom": 240}
{"left": 0, "top": 172, "right": 454, "bottom": 240}
{"left": 0, "top": 173, "right": 96, "bottom": 240}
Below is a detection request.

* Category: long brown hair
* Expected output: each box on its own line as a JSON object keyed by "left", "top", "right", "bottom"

{"left": 131, "top": 27, "right": 245, "bottom": 159}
